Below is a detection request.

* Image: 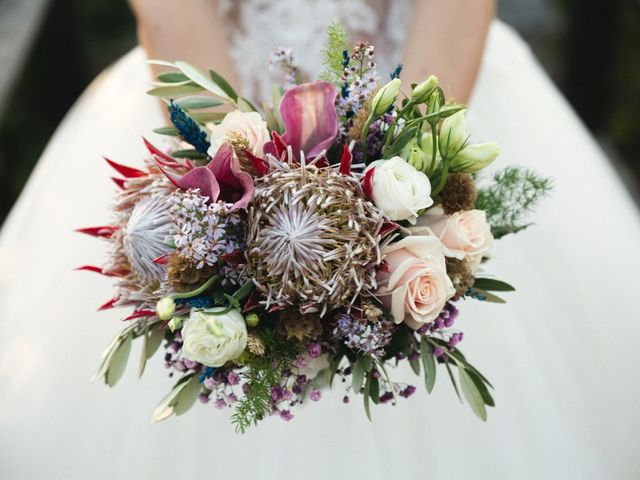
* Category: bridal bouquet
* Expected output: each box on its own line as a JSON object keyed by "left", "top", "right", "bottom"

{"left": 79, "top": 24, "right": 550, "bottom": 432}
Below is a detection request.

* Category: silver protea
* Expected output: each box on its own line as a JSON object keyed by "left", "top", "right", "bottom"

{"left": 246, "top": 161, "right": 386, "bottom": 315}
{"left": 123, "top": 193, "right": 173, "bottom": 283}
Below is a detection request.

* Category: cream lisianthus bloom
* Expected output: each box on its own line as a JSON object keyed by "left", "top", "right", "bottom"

{"left": 412, "top": 206, "right": 494, "bottom": 261}
{"left": 181, "top": 307, "right": 248, "bottom": 367}
{"left": 376, "top": 236, "right": 455, "bottom": 329}
{"left": 366, "top": 156, "right": 433, "bottom": 224}
{"left": 207, "top": 110, "right": 270, "bottom": 158}
{"left": 439, "top": 111, "right": 500, "bottom": 173}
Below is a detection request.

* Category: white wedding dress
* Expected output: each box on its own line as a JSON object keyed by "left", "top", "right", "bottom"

{"left": 1, "top": 2, "right": 640, "bottom": 478}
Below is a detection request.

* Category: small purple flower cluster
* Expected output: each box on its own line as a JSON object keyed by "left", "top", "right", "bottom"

{"left": 269, "top": 47, "right": 301, "bottom": 87}
{"left": 334, "top": 313, "right": 396, "bottom": 357}
{"left": 353, "top": 114, "right": 393, "bottom": 164}
{"left": 170, "top": 190, "right": 244, "bottom": 270}
{"left": 337, "top": 42, "right": 379, "bottom": 119}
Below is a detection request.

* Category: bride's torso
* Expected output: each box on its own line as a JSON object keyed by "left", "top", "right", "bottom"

{"left": 219, "top": 0, "right": 412, "bottom": 101}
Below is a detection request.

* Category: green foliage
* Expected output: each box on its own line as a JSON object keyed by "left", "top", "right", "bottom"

{"left": 475, "top": 166, "right": 553, "bottom": 238}
{"left": 231, "top": 329, "right": 301, "bottom": 433}
{"left": 319, "top": 21, "right": 350, "bottom": 84}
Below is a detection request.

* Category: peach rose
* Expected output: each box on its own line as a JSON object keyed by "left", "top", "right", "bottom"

{"left": 412, "top": 207, "right": 493, "bottom": 260}
{"left": 207, "top": 110, "right": 270, "bottom": 158}
{"left": 376, "top": 236, "right": 455, "bottom": 329}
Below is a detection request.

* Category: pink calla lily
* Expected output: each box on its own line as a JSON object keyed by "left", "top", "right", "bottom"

{"left": 264, "top": 81, "right": 339, "bottom": 160}
{"left": 160, "top": 144, "right": 253, "bottom": 210}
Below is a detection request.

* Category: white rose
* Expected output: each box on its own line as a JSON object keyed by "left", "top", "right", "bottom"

{"left": 181, "top": 307, "right": 248, "bottom": 367}
{"left": 207, "top": 110, "right": 270, "bottom": 158}
{"left": 412, "top": 207, "right": 494, "bottom": 260}
{"left": 366, "top": 157, "right": 433, "bottom": 224}
{"left": 376, "top": 236, "right": 455, "bottom": 329}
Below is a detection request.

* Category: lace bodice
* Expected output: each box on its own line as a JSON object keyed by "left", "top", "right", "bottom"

{"left": 219, "top": 0, "right": 412, "bottom": 102}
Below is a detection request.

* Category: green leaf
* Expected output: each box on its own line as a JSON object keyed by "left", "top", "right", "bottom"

{"left": 467, "top": 369, "right": 495, "bottom": 407}
{"left": 409, "top": 357, "right": 421, "bottom": 376}
{"left": 459, "top": 367, "right": 488, "bottom": 421}
{"left": 352, "top": 356, "right": 372, "bottom": 394}
{"left": 444, "top": 361, "right": 462, "bottom": 401}
{"left": 152, "top": 126, "right": 178, "bottom": 136}
{"left": 473, "top": 278, "right": 515, "bottom": 292}
{"left": 175, "top": 61, "right": 231, "bottom": 100}
{"left": 93, "top": 332, "right": 124, "bottom": 382}
{"left": 236, "top": 96, "right": 258, "bottom": 112}
{"left": 156, "top": 71, "right": 189, "bottom": 83}
{"left": 146, "top": 84, "right": 204, "bottom": 98}
{"left": 384, "top": 127, "right": 417, "bottom": 158}
{"left": 469, "top": 288, "right": 507, "bottom": 304}
{"left": 224, "top": 293, "right": 241, "bottom": 310}
{"left": 363, "top": 373, "right": 372, "bottom": 421}
{"left": 420, "top": 337, "right": 437, "bottom": 393}
{"left": 147, "top": 60, "right": 177, "bottom": 68}
{"left": 146, "top": 326, "right": 165, "bottom": 360}
{"left": 209, "top": 69, "right": 238, "bottom": 102}
{"left": 190, "top": 111, "right": 227, "bottom": 124}
{"left": 105, "top": 334, "right": 132, "bottom": 387}
{"left": 173, "top": 375, "right": 203, "bottom": 416}
{"left": 150, "top": 374, "right": 194, "bottom": 424}
{"left": 171, "top": 149, "right": 208, "bottom": 160}
{"left": 369, "top": 376, "right": 380, "bottom": 405}
{"left": 175, "top": 95, "right": 224, "bottom": 110}
{"left": 233, "top": 279, "right": 254, "bottom": 302}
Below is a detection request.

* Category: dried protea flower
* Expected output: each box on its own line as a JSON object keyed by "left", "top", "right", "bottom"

{"left": 446, "top": 257, "right": 476, "bottom": 300}
{"left": 246, "top": 161, "right": 386, "bottom": 315}
{"left": 225, "top": 131, "right": 255, "bottom": 175}
{"left": 247, "top": 334, "right": 265, "bottom": 356}
{"left": 167, "top": 254, "right": 217, "bottom": 292}
{"left": 440, "top": 172, "right": 477, "bottom": 214}
{"left": 362, "top": 303, "right": 384, "bottom": 323}
{"left": 122, "top": 194, "right": 174, "bottom": 283}
{"left": 277, "top": 312, "right": 323, "bottom": 342}
{"left": 346, "top": 101, "right": 371, "bottom": 143}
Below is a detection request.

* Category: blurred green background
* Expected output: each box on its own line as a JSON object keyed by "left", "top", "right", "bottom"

{"left": 0, "top": 0, "right": 638, "bottom": 226}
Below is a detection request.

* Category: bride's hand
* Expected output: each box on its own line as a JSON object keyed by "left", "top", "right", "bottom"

{"left": 401, "top": 0, "right": 495, "bottom": 103}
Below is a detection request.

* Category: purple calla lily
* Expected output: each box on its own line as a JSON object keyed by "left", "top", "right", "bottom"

{"left": 265, "top": 81, "right": 339, "bottom": 160}
{"left": 161, "top": 144, "right": 253, "bottom": 210}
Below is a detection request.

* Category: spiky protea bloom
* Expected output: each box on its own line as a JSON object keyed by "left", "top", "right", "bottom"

{"left": 246, "top": 161, "right": 386, "bottom": 315}
{"left": 105, "top": 160, "right": 176, "bottom": 308}
{"left": 277, "top": 312, "right": 322, "bottom": 342}
{"left": 123, "top": 194, "right": 173, "bottom": 283}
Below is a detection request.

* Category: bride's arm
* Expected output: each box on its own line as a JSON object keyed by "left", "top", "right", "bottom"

{"left": 129, "top": 0, "right": 238, "bottom": 86}
{"left": 401, "top": 0, "right": 495, "bottom": 103}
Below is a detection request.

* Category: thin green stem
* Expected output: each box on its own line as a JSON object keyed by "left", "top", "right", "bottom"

{"left": 171, "top": 274, "right": 221, "bottom": 300}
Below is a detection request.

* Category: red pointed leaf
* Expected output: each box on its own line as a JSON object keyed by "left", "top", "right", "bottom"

{"left": 124, "top": 309, "right": 155, "bottom": 321}
{"left": 380, "top": 221, "right": 400, "bottom": 237}
{"left": 104, "top": 157, "right": 146, "bottom": 178}
{"left": 143, "top": 137, "right": 177, "bottom": 165}
{"left": 152, "top": 254, "right": 172, "bottom": 265}
{"left": 75, "top": 226, "right": 118, "bottom": 238}
{"left": 242, "top": 290, "right": 261, "bottom": 313}
{"left": 244, "top": 149, "right": 269, "bottom": 176}
{"left": 219, "top": 250, "right": 246, "bottom": 265}
{"left": 98, "top": 297, "right": 119, "bottom": 311}
{"left": 363, "top": 167, "right": 375, "bottom": 200}
{"left": 111, "top": 177, "right": 126, "bottom": 190}
{"left": 339, "top": 145, "right": 352, "bottom": 175}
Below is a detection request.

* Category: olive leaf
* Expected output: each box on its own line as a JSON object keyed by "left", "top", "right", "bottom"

{"left": 156, "top": 72, "right": 189, "bottom": 83}
{"left": 175, "top": 96, "right": 224, "bottom": 110}
{"left": 473, "top": 278, "right": 515, "bottom": 292}
{"left": 351, "top": 356, "right": 372, "bottom": 394}
{"left": 150, "top": 374, "right": 195, "bottom": 424}
{"left": 105, "top": 334, "right": 132, "bottom": 387}
{"left": 175, "top": 61, "right": 231, "bottom": 100}
{"left": 459, "top": 367, "right": 488, "bottom": 421}
{"left": 147, "top": 84, "right": 204, "bottom": 98}
{"left": 420, "top": 337, "right": 437, "bottom": 393}
{"left": 363, "top": 373, "right": 372, "bottom": 421}
{"left": 152, "top": 126, "right": 178, "bottom": 136}
{"left": 173, "top": 375, "right": 203, "bottom": 416}
{"left": 209, "top": 69, "right": 238, "bottom": 102}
